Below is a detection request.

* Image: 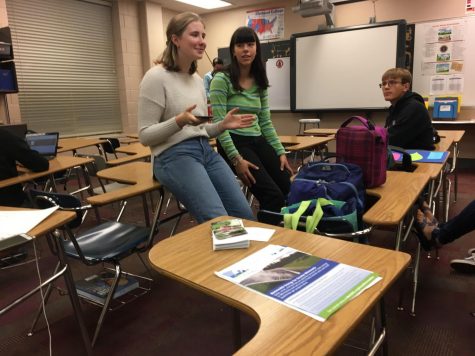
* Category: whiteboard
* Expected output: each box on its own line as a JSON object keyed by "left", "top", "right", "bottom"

{"left": 291, "top": 20, "right": 406, "bottom": 111}
{"left": 412, "top": 16, "right": 475, "bottom": 107}
{"left": 266, "top": 57, "right": 290, "bottom": 110}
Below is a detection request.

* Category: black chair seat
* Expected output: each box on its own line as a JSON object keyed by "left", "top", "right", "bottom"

{"left": 63, "top": 221, "right": 150, "bottom": 262}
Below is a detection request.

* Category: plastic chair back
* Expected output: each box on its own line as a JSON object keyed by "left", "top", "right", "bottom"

{"left": 29, "top": 190, "right": 84, "bottom": 229}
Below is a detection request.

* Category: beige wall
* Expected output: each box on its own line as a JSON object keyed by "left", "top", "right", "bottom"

{"left": 2, "top": 0, "right": 474, "bottom": 157}
{"left": 195, "top": 0, "right": 474, "bottom": 157}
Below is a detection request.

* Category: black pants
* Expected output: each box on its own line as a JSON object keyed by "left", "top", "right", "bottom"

{"left": 217, "top": 134, "right": 291, "bottom": 212}
{"left": 436, "top": 200, "right": 475, "bottom": 244}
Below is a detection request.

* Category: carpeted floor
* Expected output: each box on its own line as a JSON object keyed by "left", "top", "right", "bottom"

{"left": 1, "top": 166, "right": 474, "bottom": 355}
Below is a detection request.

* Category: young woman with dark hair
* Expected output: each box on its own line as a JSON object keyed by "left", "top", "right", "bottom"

{"left": 210, "top": 26, "right": 292, "bottom": 214}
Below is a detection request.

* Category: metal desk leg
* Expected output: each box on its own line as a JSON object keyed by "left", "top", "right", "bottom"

{"left": 410, "top": 242, "right": 422, "bottom": 316}
{"left": 53, "top": 234, "right": 92, "bottom": 355}
{"left": 396, "top": 220, "right": 406, "bottom": 311}
{"left": 451, "top": 142, "right": 459, "bottom": 202}
{"left": 368, "top": 297, "right": 388, "bottom": 356}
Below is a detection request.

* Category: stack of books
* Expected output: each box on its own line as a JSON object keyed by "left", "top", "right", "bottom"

{"left": 211, "top": 219, "right": 250, "bottom": 251}
{"left": 75, "top": 270, "right": 139, "bottom": 304}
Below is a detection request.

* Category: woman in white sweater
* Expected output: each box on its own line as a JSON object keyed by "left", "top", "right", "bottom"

{"left": 138, "top": 12, "right": 255, "bottom": 223}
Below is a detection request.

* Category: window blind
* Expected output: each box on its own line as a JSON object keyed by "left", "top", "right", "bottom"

{"left": 6, "top": 0, "right": 121, "bottom": 135}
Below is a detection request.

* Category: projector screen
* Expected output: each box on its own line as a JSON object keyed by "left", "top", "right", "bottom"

{"left": 291, "top": 20, "right": 406, "bottom": 111}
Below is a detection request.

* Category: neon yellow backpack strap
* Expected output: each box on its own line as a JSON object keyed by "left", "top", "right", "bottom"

{"left": 283, "top": 200, "right": 311, "bottom": 230}
{"left": 305, "top": 198, "right": 335, "bottom": 233}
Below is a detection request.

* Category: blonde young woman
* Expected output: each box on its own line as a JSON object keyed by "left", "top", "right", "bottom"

{"left": 138, "top": 12, "right": 255, "bottom": 223}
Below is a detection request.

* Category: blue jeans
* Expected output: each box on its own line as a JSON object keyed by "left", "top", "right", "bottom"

{"left": 154, "top": 137, "right": 255, "bottom": 224}
{"left": 435, "top": 200, "right": 475, "bottom": 244}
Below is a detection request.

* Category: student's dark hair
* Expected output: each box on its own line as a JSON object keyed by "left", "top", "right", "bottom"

{"left": 212, "top": 57, "right": 223, "bottom": 66}
{"left": 154, "top": 12, "right": 202, "bottom": 75}
{"left": 227, "top": 26, "right": 269, "bottom": 91}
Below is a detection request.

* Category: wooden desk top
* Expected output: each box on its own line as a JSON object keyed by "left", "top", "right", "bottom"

{"left": 86, "top": 161, "right": 161, "bottom": 206}
{"left": 303, "top": 128, "right": 338, "bottom": 136}
{"left": 123, "top": 135, "right": 332, "bottom": 152}
{"left": 119, "top": 137, "right": 140, "bottom": 144}
{"left": 0, "top": 206, "right": 75, "bottom": 237}
{"left": 106, "top": 143, "right": 151, "bottom": 166}
{"left": 279, "top": 135, "right": 334, "bottom": 151}
{"left": 437, "top": 129, "right": 465, "bottom": 145}
{"left": 0, "top": 156, "right": 93, "bottom": 189}
{"left": 364, "top": 171, "right": 430, "bottom": 226}
{"left": 114, "top": 142, "right": 149, "bottom": 155}
{"left": 413, "top": 162, "right": 445, "bottom": 179}
{"left": 432, "top": 119, "right": 475, "bottom": 125}
{"left": 149, "top": 217, "right": 410, "bottom": 355}
{"left": 57, "top": 137, "right": 106, "bottom": 153}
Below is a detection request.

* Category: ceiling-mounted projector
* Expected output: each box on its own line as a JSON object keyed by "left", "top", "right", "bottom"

{"left": 292, "top": 0, "right": 334, "bottom": 18}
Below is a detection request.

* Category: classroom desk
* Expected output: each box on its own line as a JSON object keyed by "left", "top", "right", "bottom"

{"left": 303, "top": 128, "right": 338, "bottom": 136}
{"left": 364, "top": 171, "right": 430, "bottom": 231}
{"left": 0, "top": 155, "right": 94, "bottom": 189}
{"left": 86, "top": 161, "right": 161, "bottom": 226}
{"left": 125, "top": 134, "right": 335, "bottom": 153}
{"left": 278, "top": 135, "right": 335, "bottom": 152}
{"left": 364, "top": 170, "right": 431, "bottom": 316}
{"left": 0, "top": 207, "right": 92, "bottom": 355}
{"left": 437, "top": 130, "right": 465, "bottom": 206}
{"left": 118, "top": 137, "right": 140, "bottom": 145}
{"left": 106, "top": 143, "right": 151, "bottom": 166}
{"left": 148, "top": 217, "right": 411, "bottom": 355}
{"left": 57, "top": 137, "right": 106, "bottom": 154}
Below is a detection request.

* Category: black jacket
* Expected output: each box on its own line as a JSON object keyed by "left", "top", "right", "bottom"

{"left": 385, "top": 91, "right": 434, "bottom": 150}
{"left": 0, "top": 128, "right": 49, "bottom": 207}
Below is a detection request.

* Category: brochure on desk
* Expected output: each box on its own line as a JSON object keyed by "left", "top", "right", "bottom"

{"left": 215, "top": 244, "right": 381, "bottom": 322}
{"left": 392, "top": 150, "right": 449, "bottom": 163}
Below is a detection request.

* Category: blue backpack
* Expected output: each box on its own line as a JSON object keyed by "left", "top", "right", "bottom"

{"left": 287, "top": 162, "right": 365, "bottom": 228}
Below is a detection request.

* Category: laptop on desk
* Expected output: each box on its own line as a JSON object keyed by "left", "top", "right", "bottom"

{"left": 25, "top": 132, "right": 59, "bottom": 160}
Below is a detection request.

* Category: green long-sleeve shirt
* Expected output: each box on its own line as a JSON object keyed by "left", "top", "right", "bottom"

{"left": 210, "top": 72, "right": 285, "bottom": 160}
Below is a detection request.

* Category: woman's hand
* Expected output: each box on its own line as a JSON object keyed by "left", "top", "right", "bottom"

{"left": 235, "top": 158, "right": 259, "bottom": 187}
{"left": 175, "top": 105, "right": 208, "bottom": 128}
{"left": 279, "top": 154, "right": 294, "bottom": 175}
{"left": 220, "top": 108, "right": 255, "bottom": 131}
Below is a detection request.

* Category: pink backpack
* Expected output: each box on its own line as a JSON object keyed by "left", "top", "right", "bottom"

{"left": 336, "top": 116, "right": 388, "bottom": 188}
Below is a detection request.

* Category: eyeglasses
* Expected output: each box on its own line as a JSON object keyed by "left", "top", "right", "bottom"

{"left": 379, "top": 80, "right": 402, "bottom": 88}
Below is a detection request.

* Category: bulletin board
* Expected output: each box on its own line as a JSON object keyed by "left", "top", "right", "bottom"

{"left": 412, "top": 16, "right": 475, "bottom": 107}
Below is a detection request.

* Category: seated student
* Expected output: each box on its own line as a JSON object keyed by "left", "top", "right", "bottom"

{"left": 204, "top": 57, "right": 223, "bottom": 100}
{"left": 414, "top": 200, "right": 475, "bottom": 273}
{"left": 0, "top": 127, "right": 49, "bottom": 207}
{"left": 381, "top": 68, "right": 435, "bottom": 150}
{"left": 138, "top": 12, "right": 255, "bottom": 224}
{"left": 210, "top": 26, "right": 293, "bottom": 214}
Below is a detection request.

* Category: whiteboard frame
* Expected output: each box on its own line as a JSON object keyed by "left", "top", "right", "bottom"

{"left": 290, "top": 20, "right": 407, "bottom": 112}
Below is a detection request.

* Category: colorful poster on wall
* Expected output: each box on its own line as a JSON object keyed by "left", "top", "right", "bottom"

{"left": 246, "top": 8, "right": 284, "bottom": 41}
{"left": 467, "top": 0, "right": 474, "bottom": 15}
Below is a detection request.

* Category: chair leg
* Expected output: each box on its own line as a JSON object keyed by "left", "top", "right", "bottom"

{"left": 454, "top": 169, "right": 458, "bottom": 202}
{"left": 163, "top": 193, "right": 173, "bottom": 215}
{"left": 92, "top": 264, "right": 121, "bottom": 347}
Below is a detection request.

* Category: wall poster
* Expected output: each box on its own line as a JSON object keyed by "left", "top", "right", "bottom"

{"left": 246, "top": 7, "right": 284, "bottom": 41}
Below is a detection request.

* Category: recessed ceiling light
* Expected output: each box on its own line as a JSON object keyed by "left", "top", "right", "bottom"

{"left": 175, "top": 0, "right": 231, "bottom": 10}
